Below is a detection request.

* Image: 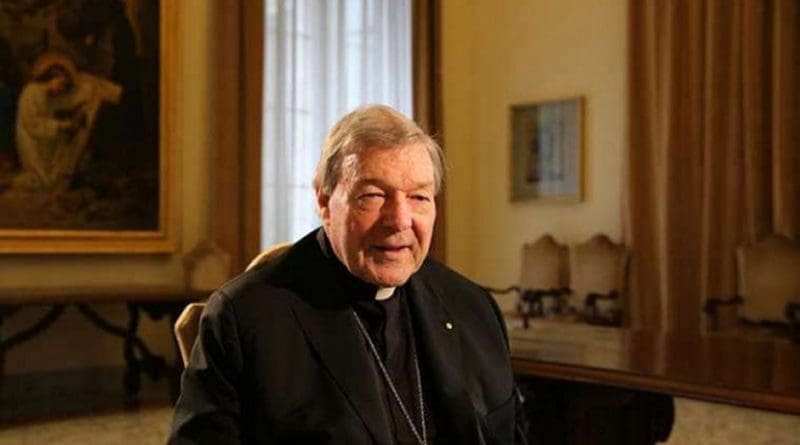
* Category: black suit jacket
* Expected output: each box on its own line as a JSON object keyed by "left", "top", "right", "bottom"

{"left": 170, "top": 230, "right": 522, "bottom": 444}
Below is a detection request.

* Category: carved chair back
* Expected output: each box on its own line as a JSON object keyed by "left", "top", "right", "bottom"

{"left": 568, "top": 234, "right": 629, "bottom": 325}
{"left": 737, "top": 235, "right": 800, "bottom": 324}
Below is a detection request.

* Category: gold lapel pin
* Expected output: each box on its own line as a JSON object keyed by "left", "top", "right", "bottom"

{"left": 445, "top": 322, "right": 453, "bottom": 330}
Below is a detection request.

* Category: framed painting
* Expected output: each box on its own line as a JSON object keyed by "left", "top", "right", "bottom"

{"left": 510, "top": 97, "right": 584, "bottom": 202}
{"left": 0, "top": 0, "right": 178, "bottom": 253}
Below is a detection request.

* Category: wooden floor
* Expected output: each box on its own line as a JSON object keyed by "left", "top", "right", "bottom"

{"left": 2, "top": 375, "right": 798, "bottom": 444}
{"left": 0, "top": 366, "right": 175, "bottom": 444}
{"left": 0, "top": 405, "right": 172, "bottom": 445}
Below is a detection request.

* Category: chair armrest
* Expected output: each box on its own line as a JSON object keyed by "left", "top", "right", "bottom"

{"left": 512, "top": 288, "right": 570, "bottom": 328}
{"left": 585, "top": 290, "right": 621, "bottom": 326}
{"left": 703, "top": 295, "right": 743, "bottom": 331}
{"left": 703, "top": 295, "right": 743, "bottom": 314}
{"left": 786, "top": 302, "right": 800, "bottom": 343}
{"left": 785, "top": 302, "right": 800, "bottom": 323}
{"left": 520, "top": 288, "right": 570, "bottom": 308}
{"left": 481, "top": 285, "right": 521, "bottom": 295}
{"left": 585, "top": 290, "right": 619, "bottom": 307}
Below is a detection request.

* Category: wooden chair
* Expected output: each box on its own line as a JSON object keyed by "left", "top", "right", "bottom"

{"left": 567, "top": 234, "right": 629, "bottom": 326}
{"left": 705, "top": 235, "right": 800, "bottom": 337}
{"left": 174, "top": 242, "right": 292, "bottom": 366}
{"left": 487, "top": 234, "right": 569, "bottom": 327}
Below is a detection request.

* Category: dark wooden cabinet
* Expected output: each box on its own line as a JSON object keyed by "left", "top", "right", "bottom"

{"left": 517, "top": 376, "right": 674, "bottom": 445}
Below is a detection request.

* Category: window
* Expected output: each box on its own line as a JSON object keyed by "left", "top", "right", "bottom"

{"left": 262, "top": 0, "right": 412, "bottom": 248}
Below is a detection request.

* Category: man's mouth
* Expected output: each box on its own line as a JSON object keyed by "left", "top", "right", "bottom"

{"left": 374, "top": 244, "right": 411, "bottom": 254}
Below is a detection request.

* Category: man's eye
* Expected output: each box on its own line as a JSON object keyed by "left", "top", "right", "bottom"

{"left": 410, "top": 194, "right": 431, "bottom": 202}
{"left": 357, "top": 193, "right": 384, "bottom": 201}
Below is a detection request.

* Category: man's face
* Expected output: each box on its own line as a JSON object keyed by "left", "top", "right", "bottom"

{"left": 318, "top": 143, "right": 437, "bottom": 287}
{"left": 45, "top": 70, "right": 71, "bottom": 97}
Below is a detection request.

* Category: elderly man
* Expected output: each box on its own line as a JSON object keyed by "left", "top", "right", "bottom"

{"left": 170, "top": 105, "right": 525, "bottom": 444}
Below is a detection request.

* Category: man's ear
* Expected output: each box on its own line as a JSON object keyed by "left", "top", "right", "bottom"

{"left": 316, "top": 189, "right": 331, "bottom": 222}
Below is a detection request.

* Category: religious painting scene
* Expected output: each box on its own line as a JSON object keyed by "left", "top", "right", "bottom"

{"left": 0, "top": 0, "right": 159, "bottom": 231}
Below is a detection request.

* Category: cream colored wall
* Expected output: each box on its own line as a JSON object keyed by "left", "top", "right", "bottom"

{"left": 442, "top": 1, "right": 800, "bottom": 439}
{"left": 443, "top": 0, "right": 627, "bottom": 311}
{"left": 441, "top": 1, "right": 478, "bottom": 279}
{"left": 2, "top": 1, "right": 215, "bottom": 374}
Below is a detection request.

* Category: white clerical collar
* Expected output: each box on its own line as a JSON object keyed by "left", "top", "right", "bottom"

{"left": 375, "top": 287, "right": 396, "bottom": 301}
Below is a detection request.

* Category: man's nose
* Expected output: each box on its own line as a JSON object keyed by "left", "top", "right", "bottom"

{"left": 382, "top": 196, "right": 412, "bottom": 230}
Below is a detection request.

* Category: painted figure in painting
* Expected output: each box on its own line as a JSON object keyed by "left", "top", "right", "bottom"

{"left": 14, "top": 52, "right": 121, "bottom": 192}
{"left": 0, "top": 0, "right": 160, "bottom": 231}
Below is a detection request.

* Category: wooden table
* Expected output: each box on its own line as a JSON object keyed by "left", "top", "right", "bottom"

{"left": 510, "top": 321, "right": 800, "bottom": 443}
{"left": 510, "top": 322, "right": 800, "bottom": 414}
{"left": 0, "top": 286, "right": 207, "bottom": 400}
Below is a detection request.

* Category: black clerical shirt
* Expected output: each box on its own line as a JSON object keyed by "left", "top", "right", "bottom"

{"left": 319, "top": 231, "right": 437, "bottom": 443}
{"left": 352, "top": 288, "right": 437, "bottom": 444}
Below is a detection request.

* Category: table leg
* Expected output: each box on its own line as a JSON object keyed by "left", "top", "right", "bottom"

{"left": 123, "top": 303, "right": 142, "bottom": 401}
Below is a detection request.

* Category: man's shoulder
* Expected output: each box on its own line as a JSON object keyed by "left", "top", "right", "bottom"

{"left": 414, "top": 258, "right": 507, "bottom": 347}
{"left": 212, "top": 234, "right": 318, "bottom": 309}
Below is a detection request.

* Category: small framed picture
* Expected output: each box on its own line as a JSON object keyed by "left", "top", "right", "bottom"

{"left": 510, "top": 97, "right": 584, "bottom": 202}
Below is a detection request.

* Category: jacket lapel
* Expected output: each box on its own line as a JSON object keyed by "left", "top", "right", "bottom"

{"left": 406, "top": 270, "right": 484, "bottom": 443}
{"left": 277, "top": 231, "right": 393, "bottom": 445}
{"left": 291, "top": 301, "right": 393, "bottom": 445}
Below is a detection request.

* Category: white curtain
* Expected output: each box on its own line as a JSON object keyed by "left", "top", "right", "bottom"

{"left": 262, "top": 0, "right": 413, "bottom": 248}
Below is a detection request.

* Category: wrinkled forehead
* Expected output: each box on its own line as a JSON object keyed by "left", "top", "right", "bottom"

{"left": 338, "top": 144, "right": 435, "bottom": 187}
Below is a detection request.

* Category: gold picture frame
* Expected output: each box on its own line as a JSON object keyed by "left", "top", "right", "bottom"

{"left": 0, "top": 1, "right": 179, "bottom": 253}
{"left": 510, "top": 97, "right": 584, "bottom": 202}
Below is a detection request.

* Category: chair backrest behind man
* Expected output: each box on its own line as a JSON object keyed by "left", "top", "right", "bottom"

{"left": 568, "top": 234, "right": 629, "bottom": 325}
{"left": 737, "top": 234, "right": 800, "bottom": 324}
{"left": 174, "top": 242, "right": 293, "bottom": 366}
{"left": 519, "top": 234, "right": 569, "bottom": 292}
{"left": 515, "top": 234, "right": 569, "bottom": 320}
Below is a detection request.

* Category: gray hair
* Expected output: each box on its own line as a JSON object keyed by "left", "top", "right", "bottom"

{"left": 313, "top": 105, "right": 444, "bottom": 195}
